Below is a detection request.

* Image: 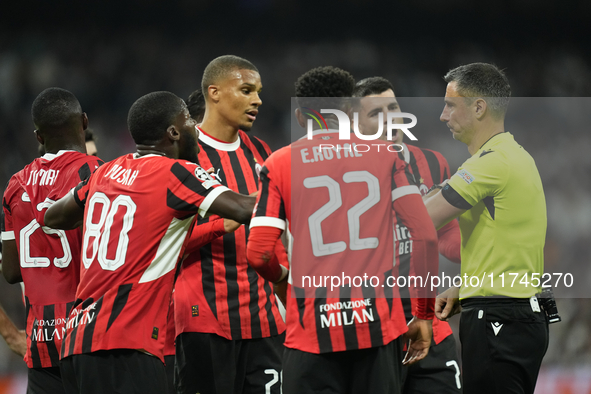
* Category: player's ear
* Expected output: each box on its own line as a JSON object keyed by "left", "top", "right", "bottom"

{"left": 167, "top": 125, "right": 181, "bottom": 141}
{"left": 207, "top": 85, "right": 220, "bottom": 104}
{"left": 81, "top": 113, "right": 89, "bottom": 131}
{"left": 34, "top": 129, "right": 44, "bottom": 145}
{"left": 295, "top": 108, "right": 306, "bottom": 128}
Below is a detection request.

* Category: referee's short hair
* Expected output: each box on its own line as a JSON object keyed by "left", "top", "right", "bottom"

{"left": 444, "top": 63, "right": 511, "bottom": 119}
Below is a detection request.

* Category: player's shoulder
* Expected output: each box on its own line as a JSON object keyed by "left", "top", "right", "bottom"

{"left": 265, "top": 145, "right": 291, "bottom": 166}
{"left": 409, "top": 144, "right": 449, "bottom": 165}
{"left": 2, "top": 173, "right": 23, "bottom": 202}
{"left": 239, "top": 130, "right": 272, "bottom": 156}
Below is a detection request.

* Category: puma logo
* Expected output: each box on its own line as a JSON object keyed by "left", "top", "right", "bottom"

{"left": 211, "top": 168, "right": 222, "bottom": 183}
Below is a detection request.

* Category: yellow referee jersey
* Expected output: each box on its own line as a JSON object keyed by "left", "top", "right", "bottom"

{"left": 447, "top": 132, "right": 546, "bottom": 299}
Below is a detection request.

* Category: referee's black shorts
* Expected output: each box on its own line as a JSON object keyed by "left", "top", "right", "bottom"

{"left": 60, "top": 349, "right": 167, "bottom": 394}
{"left": 459, "top": 297, "right": 548, "bottom": 394}
{"left": 282, "top": 338, "right": 403, "bottom": 394}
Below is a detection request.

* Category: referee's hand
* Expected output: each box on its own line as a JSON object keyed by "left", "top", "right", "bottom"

{"left": 435, "top": 286, "right": 461, "bottom": 321}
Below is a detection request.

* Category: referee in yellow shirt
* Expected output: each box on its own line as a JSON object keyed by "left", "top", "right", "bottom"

{"left": 426, "top": 63, "right": 549, "bottom": 394}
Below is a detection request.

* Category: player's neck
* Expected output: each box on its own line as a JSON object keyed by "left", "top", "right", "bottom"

{"left": 135, "top": 145, "right": 167, "bottom": 158}
{"left": 44, "top": 142, "right": 86, "bottom": 155}
{"left": 468, "top": 123, "right": 505, "bottom": 155}
{"left": 200, "top": 113, "right": 239, "bottom": 143}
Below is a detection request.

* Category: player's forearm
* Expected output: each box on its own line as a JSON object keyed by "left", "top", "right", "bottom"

{"left": 44, "top": 193, "right": 84, "bottom": 230}
{"left": 185, "top": 217, "right": 226, "bottom": 254}
{"left": 394, "top": 194, "right": 439, "bottom": 319}
{"left": 1, "top": 240, "right": 22, "bottom": 284}
{"left": 437, "top": 219, "right": 461, "bottom": 264}
{"left": 0, "top": 305, "right": 19, "bottom": 342}
{"left": 209, "top": 191, "right": 256, "bottom": 224}
{"left": 247, "top": 226, "right": 287, "bottom": 283}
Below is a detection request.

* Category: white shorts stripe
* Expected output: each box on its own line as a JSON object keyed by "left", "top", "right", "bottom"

{"left": 250, "top": 217, "right": 286, "bottom": 230}
{"left": 198, "top": 186, "right": 230, "bottom": 218}
{"left": 391, "top": 185, "right": 420, "bottom": 202}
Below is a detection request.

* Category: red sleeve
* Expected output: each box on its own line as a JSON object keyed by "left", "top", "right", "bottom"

{"left": 437, "top": 219, "right": 461, "bottom": 264}
{"left": 393, "top": 193, "right": 438, "bottom": 320}
{"left": 247, "top": 226, "right": 284, "bottom": 282}
{"left": 73, "top": 178, "right": 90, "bottom": 208}
{"left": 1, "top": 181, "right": 16, "bottom": 235}
{"left": 185, "top": 216, "right": 226, "bottom": 254}
{"left": 275, "top": 239, "right": 289, "bottom": 269}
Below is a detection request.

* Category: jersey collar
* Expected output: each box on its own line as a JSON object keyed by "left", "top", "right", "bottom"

{"left": 479, "top": 131, "right": 508, "bottom": 151}
{"left": 198, "top": 127, "right": 241, "bottom": 152}
{"left": 41, "top": 150, "right": 76, "bottom": 161}
{"left": 298, "top": 129, "right": 340, "bottom": 140}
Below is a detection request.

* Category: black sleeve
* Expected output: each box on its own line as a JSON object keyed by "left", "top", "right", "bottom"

{"left": 441, "top": 184, "right": 473, "bottom": 210}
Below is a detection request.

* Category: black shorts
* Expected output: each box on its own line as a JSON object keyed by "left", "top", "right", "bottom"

{"left": 164, "top": 354, "right": 175, "bottom": 394}
{"left": 459, "top": 298, "right": 549, "bottom": 394}
{"left": 401, "top": 334, "right": 462, "bottom": 394}
{"left": 282, "top": 338, "right": 403, "bottom": 394}
{"left": 175, "top": 332, "right": 284, "bottom": 394}
{"left": 60, "top": 349, "right": 167, "bottom": 394}
{"left": 27, "top": 367, "right": 65, "bottom": 394}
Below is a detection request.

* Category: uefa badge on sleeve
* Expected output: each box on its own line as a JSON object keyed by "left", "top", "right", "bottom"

{"left": 194, "top": 166, "right": 218, "bottom": 189}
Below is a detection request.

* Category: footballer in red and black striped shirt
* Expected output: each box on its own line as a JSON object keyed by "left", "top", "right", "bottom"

{"left": 44, "top": 91, "right": 256, "bottom": 394}
{"left": 174, "top": 56, "right": 285, "bottom": 394}
{"left": 1, "top": 88, "right": 103, "bottom": 394}
{"left": 247, "top": 66, "right": 438, "bottom": 394}
{"left": 354, "top": 77, "right": 463, "bottom": 394}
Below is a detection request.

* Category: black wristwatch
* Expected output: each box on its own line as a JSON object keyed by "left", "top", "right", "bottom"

{"left": 427, "top": 184, "right": 443, "bottom": 194}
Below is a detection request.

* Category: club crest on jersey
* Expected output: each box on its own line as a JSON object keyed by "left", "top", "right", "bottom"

{"left": 457, "top": 169, "right": 475, "bottom": 184}
{"left": 418, "top": 178, "right": 429, "bottom": 196}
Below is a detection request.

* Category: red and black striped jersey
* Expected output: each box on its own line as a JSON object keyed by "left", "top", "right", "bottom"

{"left": 174, "top": 129, "right": 285, "bottom": 340}
{"left": 1, "top": 150, "right": 103, "bottom": 368}
{"left": 165, "top": 218, "right": 226, "bottom": 356}
{"left": 60, "top": 153, "right": 228, "bottom": 362}
{"left": 250, "top": 132, "right": 438, "bottom": 354}
{"left": 396, "top": 143, "right": 455, "bottom": 344}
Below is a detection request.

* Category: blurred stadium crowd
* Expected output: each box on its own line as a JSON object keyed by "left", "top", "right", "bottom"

{"left": 1, "top": 2, "right": 591, "bottom": 390}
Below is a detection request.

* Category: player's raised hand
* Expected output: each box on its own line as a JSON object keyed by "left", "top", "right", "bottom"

{"left": 402, "top": 317, "right": 432, "bottom": 365}
{"left": 435, "top": 286, "right": 461, "bottom": 321}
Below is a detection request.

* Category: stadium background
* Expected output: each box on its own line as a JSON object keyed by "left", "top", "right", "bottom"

{"left": 1, "top": 1, "right": 590, "bottom": 392}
